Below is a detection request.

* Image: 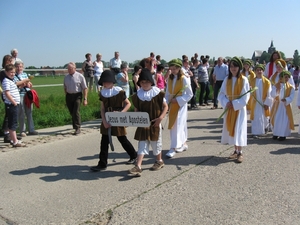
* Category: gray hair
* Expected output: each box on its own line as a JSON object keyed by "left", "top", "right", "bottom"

{"left": 15, "top": 61, "right": 24, "bottom": 66}
{"left": 11, "top": 48, "right": 18, "bottom": 54}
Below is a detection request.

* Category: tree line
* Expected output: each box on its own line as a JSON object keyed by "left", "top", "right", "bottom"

{"left": 25, "top": 50, "right": 300, "bottom": 69}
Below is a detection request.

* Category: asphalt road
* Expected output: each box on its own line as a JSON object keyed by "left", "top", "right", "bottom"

{"left": 1, "top": 96, "right": 300, "bottom": 225}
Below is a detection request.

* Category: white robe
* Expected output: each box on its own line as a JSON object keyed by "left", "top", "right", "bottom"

{"left": 218, "top": 76, "right": 250, "bottom": 146}
{"left": 251, "top": 78, "right": 273, "bottom": 135}
{"left": 165, "top": 75, "right": 193, "bottom": 148}
{"left": 264, "top": 62, "right": 288, "bottom": 79}
{"left": 269, "top": 72, "right": 295, "bottom": 88}
{"left": 297, "top": 90, "right": 300, "bottom": 134}
{"left": 270, "top": 84, "right": 295, "bottom": 137}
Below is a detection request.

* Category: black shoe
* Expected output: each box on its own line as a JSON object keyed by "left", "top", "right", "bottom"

{"left": 126, "top": 158, "right": 137, "bottom": 165}
{"left": 90, "top": 165, "right": 107, "bottom": 172}
{"left": 73, "top": 128, "right": 81, "bottom": 135}
{"left": 272, "top": 136, "right": 278, "bottom": 140}
{"left": 278, "top": 137, "right": 286, "bottom": 141}
{"left": 3, "top": 134, "right": 10, "bottom": 143}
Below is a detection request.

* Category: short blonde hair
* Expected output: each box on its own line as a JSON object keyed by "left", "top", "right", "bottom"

{"left": 96, "top": 53, "right": 102, "bottom": 57}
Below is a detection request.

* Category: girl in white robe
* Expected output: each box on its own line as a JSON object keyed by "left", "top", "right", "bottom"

{"left": 270, "top": 71, "right": 295, "bottom": 140}
{"left": 249, "top": 64, "right": 273, "bottom": 136}
{"left": 218, "top": 57, "right": 250, "bottom": 163}
{"left": 165, "top": 59, "right": 193, "bottom": 158}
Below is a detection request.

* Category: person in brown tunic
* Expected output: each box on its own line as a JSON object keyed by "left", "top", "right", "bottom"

{"left": 128, "top": 68, "right": 168, "bottom": 177}
{"left": 90, "top": 70, "right": 137, "bottom": 171}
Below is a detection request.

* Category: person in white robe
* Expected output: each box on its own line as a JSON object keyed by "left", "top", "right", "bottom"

{"left": 269, "top": 59, "right": 295, "bottom": 88}
{"left": 297, "top": 85, "right": 300, "bottom": 134}
{"left": 270, "top": 70, "right": 295, "bottom": 140}
{"left": 165, "top": 59, "right": 193, "bottom": 158}
{"left": 249, "top": 64, "right": 273, "bottom": 136}
{"left": 218, "top": 57, "right": 250, "bottom": 163}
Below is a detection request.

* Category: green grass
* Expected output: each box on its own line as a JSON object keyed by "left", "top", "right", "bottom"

{"left": 31, "top": 75, "right": 65, "bottom": 85}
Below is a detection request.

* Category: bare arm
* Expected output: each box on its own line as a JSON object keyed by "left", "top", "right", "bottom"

{"left": 119, "top": 72, "right": 129, "bottom": 82}
{"left": 81, "top": 62, "right": 86, "bottom": 72}
{"left": 133, "top": 75, "right": 139, "bottom": 91}
{"left": 15, "top": 78, "right": 30, "bottom": 87}
{"left": 82, "top": 88, "right": 88, "bottom": 106}
{"left": 101, "top": 101, "right": 110, "bottom": 128}
{"left": 152, "top": 101, "right": 168, "bottom": 127}
{"left": 121, "top": 98, "right": 131, "bottom": 112}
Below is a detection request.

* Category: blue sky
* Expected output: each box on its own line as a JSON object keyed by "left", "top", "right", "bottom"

{"left": 1, "top": 0, "right": 300, "bottom": 67}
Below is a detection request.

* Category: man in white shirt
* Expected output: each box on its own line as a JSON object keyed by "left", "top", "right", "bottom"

{"left": 109, "top": 51, "right": 122, "bottom": 75}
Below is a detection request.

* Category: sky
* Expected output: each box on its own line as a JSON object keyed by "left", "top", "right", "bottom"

{"left": 1, "top": 0, "right": 300, "bottom": 68}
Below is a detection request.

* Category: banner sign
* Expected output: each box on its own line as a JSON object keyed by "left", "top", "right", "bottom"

{"left": 105, "top": 112, "right": 150, "bottom": 127}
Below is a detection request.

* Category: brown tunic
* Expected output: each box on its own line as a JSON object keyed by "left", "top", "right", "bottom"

{"left": 131, "top": 91, "right": 165, "bottom": 141}
{"left": 100, "top": 90, "right": 127, "bottom": 136}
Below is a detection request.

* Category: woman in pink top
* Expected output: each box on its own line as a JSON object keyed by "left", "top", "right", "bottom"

{"left": 155, "top": 64, "right": 165, "bottom": 90}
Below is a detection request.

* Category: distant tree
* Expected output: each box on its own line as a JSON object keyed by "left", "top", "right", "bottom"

{"left": 160, "top": 59, "right": 167, "bottom": 66}
{"left": 129, "top": 60, "right": 141, "bottom": 68}
{"left": 25, "top": 66, "right": 37, "bottom": 69}
{"left": 259, "top": 51, "right": 271, "bottom": 63}
{"left": 293, "top": 50, "right": 300, "bottom": 66}
{"left": 279, "top": 51, "right": 286, "bottom": 60}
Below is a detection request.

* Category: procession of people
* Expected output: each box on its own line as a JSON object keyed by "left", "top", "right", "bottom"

{"left": 2, "top": 50, "right": 299, "bottom": 178}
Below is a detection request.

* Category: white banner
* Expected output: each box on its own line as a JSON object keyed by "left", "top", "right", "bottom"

{"left": 105, "top": 112, "right": 150, "bottom": 127}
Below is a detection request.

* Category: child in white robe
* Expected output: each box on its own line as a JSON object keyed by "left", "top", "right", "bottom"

{"left": 165, "top": 59, "right": 193, "bottom": 158}
{"left": 270, "top": 70, "right": 295, "bottom": 140}
{"left": 218, "top": 57, "right": 250, "bottom": 163}
{"left": 249, "top": 64, "right": 273, "bottom": 137}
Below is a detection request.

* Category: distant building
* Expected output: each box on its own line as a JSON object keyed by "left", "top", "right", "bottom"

{"left": 252, "top": 50, "right": 263, "bottom": 62}
{"left": 267, "top": 40, "right": 276, "bottom": 54}
{"left": 252, "top": 40, "right": 276, "bottom": 62}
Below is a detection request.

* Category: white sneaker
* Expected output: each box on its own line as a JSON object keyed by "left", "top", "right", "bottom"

{"left": 176, "top": 144, "right": 188, "bottom": 153}
{"left": 166, "top": 149, "right": 176, "bottom": 158}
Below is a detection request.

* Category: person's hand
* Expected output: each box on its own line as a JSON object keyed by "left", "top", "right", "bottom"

{"left": 27, "top": 82, "right": 33, "bottom": 88}
{"left": 103, "top": 121, "right": 111, "bottom": 129}
{"left": 226, "top": 101, "right": 233, "bottom": 109}
{"left": 151, "top": 117, "right": 163, "bottom": 127}
{"left": 171, "top": 98, "right": 177, "bottom": 104}
{"left": 275, "top": 82, "right": 281, "bottom": 90}
{"left": 83, "top": 99, "right": 88, "bottom": 106}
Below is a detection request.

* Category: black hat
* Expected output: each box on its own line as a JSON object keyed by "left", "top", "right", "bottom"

{"left": 137, "top": 68, "right": 155, "bottom": 86}
{"left": 98, "top": 70, "right": 116, "bottom": 85}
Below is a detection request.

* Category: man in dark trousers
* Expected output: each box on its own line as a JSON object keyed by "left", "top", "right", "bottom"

{"left": 64, "top": 62, "right": 88, "bottom": 135}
